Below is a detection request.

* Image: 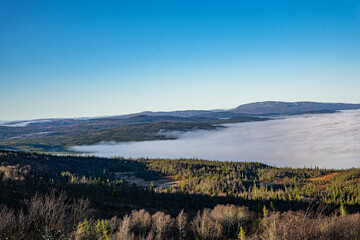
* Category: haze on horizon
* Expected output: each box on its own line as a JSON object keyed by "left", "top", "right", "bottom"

{"left": 1, "top": 1, "right": 360, "bottom": 120}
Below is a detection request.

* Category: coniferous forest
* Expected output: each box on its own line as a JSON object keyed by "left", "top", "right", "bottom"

{"left": 1, "top": 150, "right": 360, "bottom": 239}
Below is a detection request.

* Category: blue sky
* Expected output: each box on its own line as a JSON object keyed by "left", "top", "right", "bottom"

{"left": 0, "top": 0, "right": 359, "bottom": 120}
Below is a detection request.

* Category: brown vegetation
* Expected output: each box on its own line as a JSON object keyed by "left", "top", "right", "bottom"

{"left": 0, "top": 190, "right": 94, "bottom": 240}
{"left": 309, "top": 172, "right": 339, "bottom": 182}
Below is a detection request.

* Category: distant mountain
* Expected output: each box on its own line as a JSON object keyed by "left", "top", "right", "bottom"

{"left": 110, "top": 110, "right": 214, "bottom": 119}
{"left": 113, "top": 101, "right": 360, "bottom": 119}
{"left": 1, "top": 100, "right": 360, "bottom": 152}
{"left": 195, "top": 111, "right": 240, "bottom": 119}
{"left": 2, "top": 101, "right": 360, "bottom": 128}
{"left": 105, "top": 115, "right": 215, "bottom": 124}
{"left": 230, "top": 101, "right": 360, "bottom": 115}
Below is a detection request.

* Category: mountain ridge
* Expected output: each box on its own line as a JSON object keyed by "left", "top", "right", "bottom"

{"left": 1, "top": 101, "right": 360, "bottom": 127}
{"left": 230, "top": 101, "right": 360, "bottom": 115}
{"left": 1, "top": 101, "right": 359, "bottom": 152}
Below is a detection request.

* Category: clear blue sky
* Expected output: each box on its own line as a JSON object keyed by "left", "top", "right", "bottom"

{"left": 1, "top": 0, "right": 359, "bottom": 120}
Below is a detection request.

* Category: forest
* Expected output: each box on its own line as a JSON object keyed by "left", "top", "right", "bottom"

{"left": 1, "top": 150, "right": 360, "bottom": 239}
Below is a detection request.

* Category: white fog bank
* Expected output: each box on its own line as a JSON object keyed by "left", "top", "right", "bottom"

{"left": 70, "top": 110, "right": 360, "bottom": 169}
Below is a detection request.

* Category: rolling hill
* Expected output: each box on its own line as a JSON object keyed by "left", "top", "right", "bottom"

{"left": 231, "top": 101, "right": 360, "bottom": 115}
{"left": 1, "top": 101, "right": 359, "bottom": 152}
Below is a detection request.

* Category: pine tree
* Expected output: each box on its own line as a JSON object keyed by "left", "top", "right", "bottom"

{"left": 237, "top": 226, "right": 246, "bottom": 240}
{"left": 340, "top": 202, "right": 348, "bottom": 216}
{"left": 263, "top": 205, "right": 268, "bottom": 218}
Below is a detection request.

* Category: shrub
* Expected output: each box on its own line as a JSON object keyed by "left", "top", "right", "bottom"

{"left": 151, "top": 211, "right": 174, "bottom": 239}
{"left": 0, "top": 189, "right": 94, "bottom": 240}
{"left": 256, "top": 211, "right": 360, "bottom": 240}
{"left": 130, "top": 209, "right": 152, "bottom": 238}
{"left": 210, "top": 204, "right": 253, "bottom": 238}
{"left": 0, "top": 205, "right": 29, "bottom": 240}
{"left": 192, "top": 209, "right": 223, "bottom": 240}
{"left": 115, "top": 215, "right": 135, "bottom": 240}
{"left": 176, "top": 210, "right": 188, "bottom": 240}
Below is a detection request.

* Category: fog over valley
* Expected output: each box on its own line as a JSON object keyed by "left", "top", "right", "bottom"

{"left": 70, "top": 110, "right": 360, "bottom": 169}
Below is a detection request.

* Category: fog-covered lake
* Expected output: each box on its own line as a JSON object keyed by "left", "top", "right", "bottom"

{"left": 70, "top": 110, "right": 360, "bottom": 169}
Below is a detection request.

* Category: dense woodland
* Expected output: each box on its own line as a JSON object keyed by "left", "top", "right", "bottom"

{"left": 1, "top": 150, "right": 360, "bottom": 239}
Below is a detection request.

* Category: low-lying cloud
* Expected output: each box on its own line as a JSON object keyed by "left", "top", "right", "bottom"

{"left": 70, "top": 110, "right": 360, "bottom": 169}
{"left": 0, "top": 120, "right": 52, "bottom": 127}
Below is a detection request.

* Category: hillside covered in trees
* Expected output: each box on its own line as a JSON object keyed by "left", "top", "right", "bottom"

{"left": 1, "top": 150, "right": 360, "bottom": 239}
